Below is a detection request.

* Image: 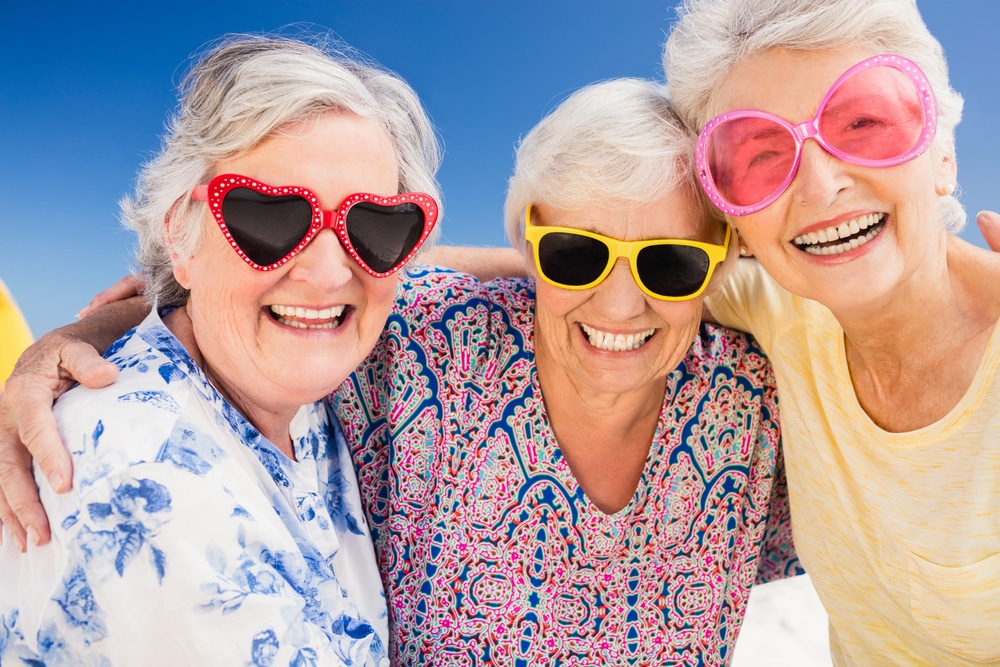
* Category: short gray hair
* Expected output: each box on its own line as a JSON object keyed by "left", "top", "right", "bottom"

{"left": 662, "top": 0, "right": 965, "bottom": 230}
{"left": 123, "top": 34, "right": 443, "bottom": 306}
{"left": 504, "top": 78, "right": 710, "bottom": 249}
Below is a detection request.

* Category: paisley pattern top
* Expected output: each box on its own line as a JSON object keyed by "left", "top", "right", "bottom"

{"left": 334, "top": 267, "right": 800, "bottom": 666}
{"left": 0, "top": 311, "right": 389, "bottom": 667}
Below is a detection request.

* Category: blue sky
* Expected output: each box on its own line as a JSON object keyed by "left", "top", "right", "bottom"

{"left": 3, "top": 0, "right": 998, "bottom": 336}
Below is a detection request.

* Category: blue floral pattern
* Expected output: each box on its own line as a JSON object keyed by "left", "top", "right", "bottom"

{"left": 0, "top": 311, "right": 388, "bottom": 666}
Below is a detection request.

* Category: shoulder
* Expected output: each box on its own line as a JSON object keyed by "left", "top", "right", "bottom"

{"left": 687, "top": 323, "right": 774, "bottom": 383}
{"left": 395, "top": 266, "right": 534, "bottom": 323}
{"left": 55, "top": 313, "right": 223, "bottom": 491}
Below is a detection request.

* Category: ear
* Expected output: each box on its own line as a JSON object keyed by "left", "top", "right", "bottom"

{"left": 934, "top": 153, "right": 958, "bottom": 197}
{"left": 164, "top": 212, "right": 193, "bottom": 289}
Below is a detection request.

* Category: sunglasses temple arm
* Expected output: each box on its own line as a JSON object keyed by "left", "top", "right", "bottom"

{"left": 191, "top": 185, "right": 209, "bottom": 202}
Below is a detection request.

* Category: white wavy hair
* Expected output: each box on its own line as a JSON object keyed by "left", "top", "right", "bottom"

{"left": 663, "top": 0, "right": 965, "bottom": 230}
{"left": 504, "top": 77, "right": 714, "bottom": 250}
{"left": 122, "top": 33, "right": 443, "bottom": 306}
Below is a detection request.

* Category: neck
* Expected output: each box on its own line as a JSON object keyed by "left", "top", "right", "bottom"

{"left": 831, "top": 236, "right": 1000, "bottom": 431}
{"left": 162, "top": 307, "right": 297, "bottom": 459}
{"left": 534, "top": 335, "right": 665, "bottom": 514}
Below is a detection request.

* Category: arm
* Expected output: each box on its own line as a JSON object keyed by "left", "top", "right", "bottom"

{"left": 0, "top": 296, "right": 149, "bottom": 550}
{"left": 420, "top": 245, "right": 528, "bottom": 281}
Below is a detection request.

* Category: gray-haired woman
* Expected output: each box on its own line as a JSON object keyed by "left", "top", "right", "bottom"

{"left": 663, "top": 0, "right": 1000, "bottom": 662}
{"left": 0, "top": 34, "right": 441, "bottom": 666}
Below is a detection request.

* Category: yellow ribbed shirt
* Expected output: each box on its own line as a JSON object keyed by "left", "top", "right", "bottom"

{"left": 707, "top": 259, "right": 1000, "bottom": 666}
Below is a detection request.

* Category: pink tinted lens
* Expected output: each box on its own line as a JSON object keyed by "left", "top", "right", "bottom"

{"left": 705, "top": 62, "right": 927, "bottom": 210}
{"left": 819, "top": 64, "right": 926, "bottom": 161}
{"left": 705, "top": 116, "right": 797, "bottom": 208}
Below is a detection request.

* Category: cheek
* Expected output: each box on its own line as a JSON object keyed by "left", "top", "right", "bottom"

{"left": 653, "top": 300, "right": 704, "bottom": 332}
{"left": 358, "top": 275, "right": 398, "bottom": 332}
{"left": 534, "top": 281, "right": 585, "bottom": 321}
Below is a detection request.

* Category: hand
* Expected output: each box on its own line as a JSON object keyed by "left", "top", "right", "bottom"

{"left": 76, "top": 273, "right": 145, "bottom": 319}
{"left": 0, "top": 328, "right": 119, "bottom": 551}
{"left": 977, "top": 211, "right": 1000, "bottom": 252}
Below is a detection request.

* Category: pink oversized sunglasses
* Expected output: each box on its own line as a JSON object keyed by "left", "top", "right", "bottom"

{"left": 191, "top": 173, "right": 439, "bottom": 277}
{"left": 695, "top": 54, "right": 938, "bottom": 216}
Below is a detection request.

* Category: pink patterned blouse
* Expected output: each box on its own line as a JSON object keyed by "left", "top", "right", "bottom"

{"left": 334, "top": 268, "right": 799, "bottom": 666}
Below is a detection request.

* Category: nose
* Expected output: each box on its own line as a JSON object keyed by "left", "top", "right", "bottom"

{"left": 285, "top": 229, "right": 355, "bottom": 291}
{"left": 590, "top": 258, "right": 648, "bottom": 319}
{"left": 792, "top": 140, "right": 854, "bottom": 209}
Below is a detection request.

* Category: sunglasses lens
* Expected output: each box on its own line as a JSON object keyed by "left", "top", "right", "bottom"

{"left": 704, "top": 116, "right": 798, "bottom": 208}
{"left": 536, "top": 233, "right": 610, "bottom": 287}
{"left": 819, "top": 64, "right": 926, "bottom": 161}
{"left": 345, "top": 201, "right": 426, "bottom": 274}
{"left": 704, "top": 63, "right": 927, "bottom": 211}
{"left": 636, "top": 245, "right": 711, "bottom": 298}
{"left": 222, "top": 188, "right": 313, "bottom": 267}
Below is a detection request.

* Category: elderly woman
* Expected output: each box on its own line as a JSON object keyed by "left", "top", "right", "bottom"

{"left": 0, "top": 78, "right": 798, "bottom": 663}
{"left": 661, "top": 0, "right": 1000, "bottom": 663}
{"left": 333, "top": 78, "right": 798, "bottom": 663}
{"left": 0, "top": 35, "right": 442, "bottom": 665}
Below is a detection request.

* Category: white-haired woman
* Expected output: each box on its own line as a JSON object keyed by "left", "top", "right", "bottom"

{"left": 333, "top": 78, "right": 798, "bottom": 663}
{"left": 0, "top": 34, "right": 442, "bottom": 666}
{"left": 0, "top": 78, "right": 799, "bottom": 663}
{"left": 662, "top": 0, "right": 1000, "bottom": 662}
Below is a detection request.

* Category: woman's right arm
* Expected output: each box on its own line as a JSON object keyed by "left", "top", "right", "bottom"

{"left": 0, "top": 296, "right": 149, "bottom": 550}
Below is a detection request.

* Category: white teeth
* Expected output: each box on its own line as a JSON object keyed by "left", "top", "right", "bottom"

{"left": 269, "top": 304, "right": 346, "bottom": 330}
{"left": 579, "top": 323, "right": 656, "bottom": 352}
{"left": 792, "top": 213, "right": 885, "bottom": 256}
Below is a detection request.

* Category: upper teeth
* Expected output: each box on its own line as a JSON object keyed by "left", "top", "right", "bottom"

{"left": 793, "top": 213, "right": 884, "bottom": 256}
{"left": 270, "top": 304, "right": 346, "bottom": 329}
{"left": 580, "top": 323, "right": 656, "bottom": 352}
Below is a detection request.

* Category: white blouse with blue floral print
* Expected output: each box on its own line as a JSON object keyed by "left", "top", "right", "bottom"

{"left": 0, "top": 310, "right": 389, "bottom": 667}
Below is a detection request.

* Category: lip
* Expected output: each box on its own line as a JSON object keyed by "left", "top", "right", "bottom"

{"left": 265, "top": 303, "right": 354, "bottom": 333}
{"left": 790, "top": 211, "right": 888, "bottom": 262}
{"left": 578, "top": 322, "right": 658, "bottom": 353}
{"left": 791, "top": 210, "right": 880, "bottom": 238}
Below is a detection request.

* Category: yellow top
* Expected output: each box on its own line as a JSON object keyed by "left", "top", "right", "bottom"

{"left": 707, "top": 259, "right": 1000, "bottom": 666}
{"left": 0, "top": 279, "right": 33, "bottom": 389}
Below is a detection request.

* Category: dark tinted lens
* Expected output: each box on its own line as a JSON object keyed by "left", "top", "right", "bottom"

{"left": 635, "top": 245, "right": 710, "bottom": 297}
{"left": 346, "top": 201, "right": 425, "bottom": 273}
{"left": 536, "top": 233, "right": 610, "bottom": 286}
{"left": 222, "top": 188, "right": 313, "bottom": 266}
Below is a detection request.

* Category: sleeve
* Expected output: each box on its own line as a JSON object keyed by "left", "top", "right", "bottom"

{"left": 40, "top": 462, "right": 370, "bottom": 667}
{"left": 704, "top": 259, "right": 796, "bottom": 356}
{"left": 753, "top": 438, "right": 804, "bottom": 584}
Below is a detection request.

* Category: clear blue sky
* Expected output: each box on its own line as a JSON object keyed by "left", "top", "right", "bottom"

{"left": 3, "top": 0, "right": 998, "bottom": 336}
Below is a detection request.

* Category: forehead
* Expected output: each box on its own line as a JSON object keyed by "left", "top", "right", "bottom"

{"left": 708, "top": 47, "right": 878, "bottom": 123}
{"left": 541, "top": 187, "right": 712, "bottom": 241}
{"left": 218, "top": 112, "right": 399, "bottom": 199}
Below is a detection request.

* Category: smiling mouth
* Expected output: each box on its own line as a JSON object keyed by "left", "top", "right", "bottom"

{"left": 269, "top": 304, "right": 349, "bottom": 330}
{"left": 792, "top": 213, "right": 886, "bottom": 256}
{"left": 579, "top": 323, "right": 657, "bottom": 352}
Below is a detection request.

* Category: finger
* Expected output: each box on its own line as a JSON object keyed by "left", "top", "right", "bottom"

{"left": 977, "top": 211, "right": 1000, "bottom": 253}
{"left": 76, "top": 274, "right": 145, "bottom": 319}
{"left": 14, "top": 383, "right": 74, "bottom": 494}
{"left": 0, "top": 486, "right": 28, "bottom": 552}
{"left": 59, "top": 339, "right": 120, "bottom": 389}
{"left": 0, "top": 448, "right": 48, "bottom": 549}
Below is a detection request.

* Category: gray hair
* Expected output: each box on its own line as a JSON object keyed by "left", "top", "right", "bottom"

{"left": 504, "top": 78, "right": 711, "bottom": 249}
{"left": 662, "top": 0, "right": 965, "bottom": 230}
{"left": 122, "top": 34, "right": 443, "bottom": 306}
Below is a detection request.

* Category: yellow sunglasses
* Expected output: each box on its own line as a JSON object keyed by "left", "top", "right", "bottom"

{"left": 524, "top": 205, "right": 730, "bottom": 301}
